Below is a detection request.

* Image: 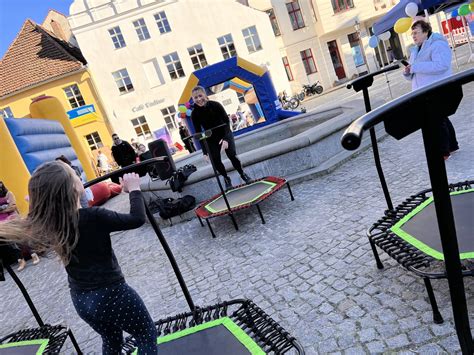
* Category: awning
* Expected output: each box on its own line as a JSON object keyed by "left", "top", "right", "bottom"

{"left": 373, "top": 0, "right": 466, "bottom": 35}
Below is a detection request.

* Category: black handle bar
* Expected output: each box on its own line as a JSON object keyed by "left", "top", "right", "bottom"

{"left": 84, "top": 157, "right": 168, "bottom": 188}
{"left": 341, "top": 68, "right": 473, "bottom": 150}
{"left": 346, "top": 64, "right": 400, "bottom": 92}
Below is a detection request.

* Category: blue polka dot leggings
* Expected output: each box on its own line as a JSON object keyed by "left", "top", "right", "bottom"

{"left": 70, "top": 282, "right": 158, "bottom": 354}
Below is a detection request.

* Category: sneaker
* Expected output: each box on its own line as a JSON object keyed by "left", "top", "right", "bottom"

{"left": 241, "top": 173, "right": 252, "bottom": 184}
{"left": 450, "top": 146, "right": 459, "bottom": 154}
{"left": 31, "top": 253, "right": 40, "bottom": 265}
{"left": 223, "top": 176, "right": 233, "bottom": 191}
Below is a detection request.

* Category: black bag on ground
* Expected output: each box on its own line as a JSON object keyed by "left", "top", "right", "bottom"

{"left": 167, "top": 164, "right": 197, "bottom": 192}
{"left": 149, "top": 195, "right": 196, "bottom": 219}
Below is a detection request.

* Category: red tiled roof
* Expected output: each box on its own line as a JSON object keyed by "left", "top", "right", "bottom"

{"left": 0, "top": 19, "right": 87, "bottom": 98}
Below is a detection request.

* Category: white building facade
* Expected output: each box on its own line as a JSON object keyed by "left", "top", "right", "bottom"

{"left": 247, "top": 0, "right": 413, "bottom": 94}
{"left": 68, "top": 0, "right": 292, "bottom": 144}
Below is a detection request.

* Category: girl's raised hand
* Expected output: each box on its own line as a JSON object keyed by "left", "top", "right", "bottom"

{"left": 120, "top": 173, "right": 141, "bottom": 193}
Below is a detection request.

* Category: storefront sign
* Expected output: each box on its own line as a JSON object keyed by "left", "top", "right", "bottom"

{"left": 351, "top": 45, "right": 365, "bottom": 67}
{"left": 132, "top": 98, "right": 165, "bottom": 113}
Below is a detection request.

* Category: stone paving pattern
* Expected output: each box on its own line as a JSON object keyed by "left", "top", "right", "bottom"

{"left": 1, "top": 52, "right": 473, "bottom": 353}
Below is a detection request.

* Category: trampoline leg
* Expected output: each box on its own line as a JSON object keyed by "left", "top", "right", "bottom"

{"left": 198, "top": 216, "right": 204, "bottom": 227}
{"left": 206, "top": 219, "right": 217, "bottom": 238}
{"left": 423, "top": 278, "right": 444, "bottom": 324}
{"left": 229, "top": 213, "right": 239, "bottom": 231}
{"left": 256, "top": 205, "right": 266, "bottom": 224}
{"left": 369, "top": 240, "right": 384, "bottom": 269}
{"left": 67, "top": 329, "right": 83, "bottom": 354}
{"left": 286, "top": 182, "right": 295, "bottom": 201}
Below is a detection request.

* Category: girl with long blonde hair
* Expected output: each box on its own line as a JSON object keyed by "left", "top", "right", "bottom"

{"left": 0, "top": 161, "right": 157, "bottom": 354}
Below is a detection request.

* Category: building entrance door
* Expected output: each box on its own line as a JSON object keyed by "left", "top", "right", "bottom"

{"left": 327, "top": 40, "right": 346, "bottom": 80}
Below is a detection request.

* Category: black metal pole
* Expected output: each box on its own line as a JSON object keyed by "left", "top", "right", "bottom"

{"left": 201, "top": 138, "right": 238, "bottom": 231}
{"left": 421, "top": 123, "right": 473, "bottom": 354}
{"left": 144, "top": 204, "right": 196, "bottom": 312}
{"left": 362, "top": 87, "right": 393, "bottom": 211}
{"left": 5, "top": 264, "right": 45, "bottom": 327}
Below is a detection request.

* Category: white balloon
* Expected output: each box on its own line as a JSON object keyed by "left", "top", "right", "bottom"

{"left": 405, "top": 2, "right": 419, "bottom": 17}
{"left": 379, "top": 31, "right": 391, "bottom": 41}
{"left": 456, "top": 16, "right": 461, "bottom": 21}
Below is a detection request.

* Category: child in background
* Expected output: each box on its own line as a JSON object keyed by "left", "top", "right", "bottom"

{"left": 0, "top": 162, "right": 158, "bottom": 354}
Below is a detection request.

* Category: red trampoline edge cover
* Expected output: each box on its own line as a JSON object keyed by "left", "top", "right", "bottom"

{"left": 195, "top": 176, "right": 287, "bottom": 219}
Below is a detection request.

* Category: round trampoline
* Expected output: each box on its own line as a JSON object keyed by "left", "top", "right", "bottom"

{"left": 195, "top": 176, "right": 294, "bottom": 238}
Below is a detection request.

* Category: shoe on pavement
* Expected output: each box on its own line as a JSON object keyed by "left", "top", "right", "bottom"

{"left": 241, "top": 173, "right": 252, "bottom": 184}
{"left": 32, "top": 253, "right": 40, "bottom": 265}
{"left": 17, "top": 259, "right": 27, "bottom": 272}
{"left": 223, "top": 176, "right": 233, "bottom": 190}
{"left": 450, "top": 146, "right": 459, "bottom": 154}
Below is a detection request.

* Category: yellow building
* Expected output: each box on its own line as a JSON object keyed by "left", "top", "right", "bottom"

{"left": 0, "top": 16, "right": 113, "bottom": 169}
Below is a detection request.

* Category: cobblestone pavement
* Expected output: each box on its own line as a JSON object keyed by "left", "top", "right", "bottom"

{"left": 1, "top": 59, "right": 473, "bottom": 353}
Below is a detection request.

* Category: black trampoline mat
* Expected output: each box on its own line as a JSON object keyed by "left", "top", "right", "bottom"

{"left": 0, "top": 339, "right": 48, "bottom": 355}
{"left": 157, "top": 325, "right": 251, "bottom": 355}
{"left": 205, "top": 180, "right": 276, "bottom": 213}
{"left": 392, "top": 190, "right": 474, "bottom": 260}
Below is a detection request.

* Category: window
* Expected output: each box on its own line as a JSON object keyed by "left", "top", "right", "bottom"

{"left": 282, "top": 57, "right": 294, "bottom": 81}
{"left": 154, "top": 11, "right": 171, "bottom": 34}
{"left": 112, "top": 69, "right": 134, "bottom": 93}
{"left": 143, "top": 58, "right": 165, "bottom": 87}
{"left": 63, "top": 84, "right": 86, "bottom": 108}
{"left": 131, "top": 116, "right": 152, "bottom": 138}
{"left": 331, "top": 0, "right": 354, "bottom": 13}
{"left": 286, "top": 1, "right": 305, "bottom": 30}
{"left": 163, "top": 52, "right": 185, "bottom": 80}
{"left": 188, "top": 44, "right": 208, "bottom": 70}
{"left": 133, "top": 18, "right": 150, "bottom": 41}
{"left": 217, "top": 34, "right": 237, "bottom": 59}
{"left": 161, "top": 106, "right": 178, "bottom": 131}
{"left": 237, "top": 92, "right": 245, "bottom": 104}
{"left": 108, "top": 26, "right": 126, "bottom": 49}
{"left": 85, "top": 132, "right": 103, "bottom": 151}
{"left": 300, "top": 49, "right": 317, "bottom": 74}
{"left": 0, "top": 106, "right": 14, "bottom": 119}
{"left": 265, "top": 8, "right": 281, "bottom": 36}
{"left": 242, "top": 26, "right": 262, "bottom": 53}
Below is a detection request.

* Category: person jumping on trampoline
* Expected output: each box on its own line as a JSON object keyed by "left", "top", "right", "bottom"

{"left": 0, "top": 162, "right": 158, "bottom": 354}
{"left": 191, "top": 86, "right": 252, "bottom": 190}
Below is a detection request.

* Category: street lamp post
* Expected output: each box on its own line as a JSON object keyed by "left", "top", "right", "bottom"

{"left": 354, "top": 20, "right": 370, "bottom": 74}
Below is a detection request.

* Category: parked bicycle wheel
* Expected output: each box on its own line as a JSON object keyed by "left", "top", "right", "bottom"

{"left": 289, "top": 97, "right": 300, "bottom": 109}
{"left": 315, "top": 85, "right": 323, "bottom": 95}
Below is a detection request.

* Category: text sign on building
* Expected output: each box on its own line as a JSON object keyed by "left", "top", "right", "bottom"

{"left": 67, "top": 104, "right": 97, "bottom": 127}
{"left": 67, "top": 104, "right": 96, "bottom": 119}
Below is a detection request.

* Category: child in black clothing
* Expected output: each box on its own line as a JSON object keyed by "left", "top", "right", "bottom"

{"left": 0, "top": 161, "right": 157, "bottom": 354}
{"left": 191, "top": 86, "right": 251, "bottom": 190}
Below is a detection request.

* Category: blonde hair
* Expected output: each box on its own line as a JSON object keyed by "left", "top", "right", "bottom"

{"left": 0, "top": 161, "right": 80, "bottom": 265}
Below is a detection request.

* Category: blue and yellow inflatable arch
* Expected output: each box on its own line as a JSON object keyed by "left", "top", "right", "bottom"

{"left": 178, "top": 56, "right": 297, "bottom": 136}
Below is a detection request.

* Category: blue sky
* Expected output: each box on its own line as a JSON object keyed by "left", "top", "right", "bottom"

{"left": 0, "top": 0, "right": 74, "bottom": 58}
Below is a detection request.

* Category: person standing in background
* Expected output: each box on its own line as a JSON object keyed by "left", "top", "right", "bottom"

{"left": 403, "top": 20, "right": 459, "bottom": 160}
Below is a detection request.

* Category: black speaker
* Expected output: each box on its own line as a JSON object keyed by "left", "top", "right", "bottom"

{"left": 148, "top": 139, "right": 176, "bottom": 180}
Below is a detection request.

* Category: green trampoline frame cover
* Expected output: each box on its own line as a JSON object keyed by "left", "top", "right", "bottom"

{"left": 132, "top": 317, "right": 265, "bottom": 355}
{"left": 204, "top": 180, "right": 277, "bottom": 213}
{"left": 390, "top": 188, "right": 474, "bottom": 261}
{"left": 0, "top": 339, "right": 49, "bottom": 354}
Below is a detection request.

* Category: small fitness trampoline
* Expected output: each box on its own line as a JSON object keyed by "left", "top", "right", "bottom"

{"left": 342, "top": 69, "right": 473, "bottom": 352}
{"left": 195, "top": 176, "right": 294, "bottom": 238}
{"left": 0, "top": 326, "right": 70, "bottom": 355}
{"left": 82, "top": 160, "right": 304, "bottom": 354}
{"left": 0, "top": 260, "right": 82, "bottom": 354}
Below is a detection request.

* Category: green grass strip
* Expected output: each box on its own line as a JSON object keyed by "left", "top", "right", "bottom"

{"left": 390, "top": 188, "right": 474, "bottom": 261}
{"left": 133, "top": 317, "right": 265, "bottom": 355}
{"left": 205, "top": 180, "right": 277, "bottom": 213}
{"left": 0, "top": 338, "right": 49, "bottom": 354}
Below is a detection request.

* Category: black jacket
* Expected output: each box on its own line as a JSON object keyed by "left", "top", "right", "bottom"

{"left": 111, "top": 140, "right": 136, "bottom": 167}
{"left": 191, "top": 101, "right": 232, "bottom": 154}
